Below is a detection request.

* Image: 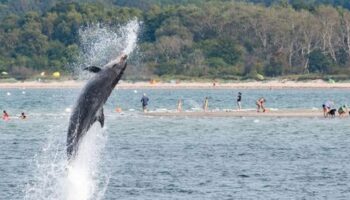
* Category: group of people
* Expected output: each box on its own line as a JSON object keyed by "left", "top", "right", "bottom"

{"left": 140, "top": 92, "right": 267, "bottom": 113}
{"left": 322, "top": 100, "right": 349, "bottom": 118}
{"left": 141, "top": 92, "right": 347, "bottom": 118}
{"left": 2, "top": 110, "right": 26, "bottom": 121}
{"left": 236, "top": 92, "right": 267, "bottom": 112}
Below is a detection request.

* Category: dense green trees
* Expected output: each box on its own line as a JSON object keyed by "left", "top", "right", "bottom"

{"left": 0, "top": 2, "right": 141, "bottom": 79}
{"left": 2, "top": 1, "right": 350, "bottom": 79}
{"left": 140, "top": 2, "right": 350, "bottom": 78}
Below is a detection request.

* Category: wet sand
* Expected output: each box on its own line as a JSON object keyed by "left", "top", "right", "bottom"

{"left": 145, "top": 109, "right": 331, "bottom": 118}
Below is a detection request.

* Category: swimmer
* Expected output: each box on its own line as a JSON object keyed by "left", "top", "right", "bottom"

{"left": 19, "top": 112, "right": 27, "bottom": 119}
{"left": 2, "top": 110, "right": 9, "bottom": 121}
{"left": 256, "top": 97, "right": 266, "bottom": 112}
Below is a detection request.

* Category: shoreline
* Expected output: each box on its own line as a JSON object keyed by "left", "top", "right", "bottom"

{"left": 0, "top": 80, "right": 350, "bottom": 89}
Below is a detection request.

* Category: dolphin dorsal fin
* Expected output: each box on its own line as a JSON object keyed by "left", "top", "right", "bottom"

{"left": 84, "top": 66, "right": 101, "bottom": 73}
{"left": 95, "top": 108, "right": 104, "bottom": 127}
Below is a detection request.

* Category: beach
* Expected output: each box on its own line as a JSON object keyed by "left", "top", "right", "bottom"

{"left": 0, "top": 79, "right": 350, "bottom": 89}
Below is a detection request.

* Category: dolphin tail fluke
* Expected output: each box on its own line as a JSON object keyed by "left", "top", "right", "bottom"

{"left": 96, "top": 108, "right": 104, "bottom": 127}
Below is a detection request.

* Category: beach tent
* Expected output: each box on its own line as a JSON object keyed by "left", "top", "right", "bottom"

{"left": 256, "top": 73, "right": 264, "bottom": 80}
{"left": 52, "top": 72, "right": 60, "bottom": 78}
{"left": 328, "top": 78, "right": 335, "bottom": 84}
{"left": 1, "top": 71, "right": 8, "bottom": 75}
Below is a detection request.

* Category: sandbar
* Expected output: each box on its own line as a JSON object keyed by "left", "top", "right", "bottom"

{"left": 144, "top": 109, "right": 333, "bottom": 118}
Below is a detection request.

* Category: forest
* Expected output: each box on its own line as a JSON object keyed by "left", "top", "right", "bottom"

{"left": 1, "top": 0, "right": 350, "bottom": 80}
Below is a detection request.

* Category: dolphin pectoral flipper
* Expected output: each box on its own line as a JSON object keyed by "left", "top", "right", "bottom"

{"left": 95, "top": 108, "right": 104, "bottom": 127}
{"left": 84, "top": 66, "right": 102, "bottom": 73}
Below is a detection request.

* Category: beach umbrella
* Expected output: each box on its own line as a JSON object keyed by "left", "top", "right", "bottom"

{"left": 40, "top": 72, "right": 46, "bottom": 76}
{"left": 52, "top": 71, "right": 60, "bottom": 78}
{"left": 1, "top": 71, "right": 8, "bottom": 75}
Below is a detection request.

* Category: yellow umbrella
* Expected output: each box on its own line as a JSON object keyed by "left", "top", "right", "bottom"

{"left": 52, "top": 72, "right": 60, "bottom": 78}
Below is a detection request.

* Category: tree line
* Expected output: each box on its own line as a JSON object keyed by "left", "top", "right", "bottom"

{"left": 2, "top": 1, "right": 350, "bottom": 79}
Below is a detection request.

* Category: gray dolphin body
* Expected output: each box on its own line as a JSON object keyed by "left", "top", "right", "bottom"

{"left": 67, "top": 55, "right": 128, "bottom": 160}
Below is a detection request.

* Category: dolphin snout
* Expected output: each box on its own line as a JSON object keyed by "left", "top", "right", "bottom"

{"left": 120, "top": 54, "right": 127, "bottom": 62}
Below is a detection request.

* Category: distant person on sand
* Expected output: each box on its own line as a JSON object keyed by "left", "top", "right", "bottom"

{"left": 177, "top": 98, "right": 183, "bottom": 112}
{"left": 237, "top": 92, "right": 242, "bottom": 110}
{"left": 2, "top": 110, "right": 9, "bottom": 121}
{"left": 203, "top": 97, "right": 209, "bottom": 112}
{"left": 141, "top": 93, "right": 149, "bottom": 112}
{"left": 256, "top": 97, "right": 266, "bottom": 112}
{"left": 338, "top": 105, "right": 348, "bottom": 117}
{"left": 19, "top": 112, "right": 26, "bottom": 119}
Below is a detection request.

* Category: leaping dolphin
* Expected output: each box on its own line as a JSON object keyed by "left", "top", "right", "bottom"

{"left": 67, "top": 54, "right": 128, "bottom": 160}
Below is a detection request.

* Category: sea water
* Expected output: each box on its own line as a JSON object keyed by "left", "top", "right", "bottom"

{"left": 1, "top": 88, "right": 350, "bottom": 199}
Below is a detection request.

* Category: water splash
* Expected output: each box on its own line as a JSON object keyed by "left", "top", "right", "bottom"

{"left": 24, "top": 125, "right": 109, "bottom": 200}
{"left": 24, "top": 19, "right": 140, "bottom": 200}
{"left": 65, "top": 125, "right": 109, "bottom": 200}
{"left": 73, "top": 19, "right": 140, "bottom": 79}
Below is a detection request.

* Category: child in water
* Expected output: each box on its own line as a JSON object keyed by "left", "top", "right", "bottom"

{"left": 256, "top": 97, "right": 266, "bottom": 112}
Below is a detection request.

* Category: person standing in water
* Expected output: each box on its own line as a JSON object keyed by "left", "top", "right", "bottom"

{"left": 256, "top": 97, "right": 266, "bottom": 112}
{"left": 141, "top": 93, "right": 149, "bottom": 112}
{"left": 237, "top": 92, "right": 242, "bottom": 110}
{"left": 177, "top": 98, "right": 183, "bottom": 112}
{"left": 322, "top": 100, "right": 334, "bottom": 117}
{"left": 203, "top": 97, "right": 209, "bottom": 112}
{"left": 2, "top": 110, "right": 9, "bottom": 121}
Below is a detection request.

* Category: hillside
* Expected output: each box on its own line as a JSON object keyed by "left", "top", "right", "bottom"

{"left": 1, "top": 0, "right": 350, "bottom": 80}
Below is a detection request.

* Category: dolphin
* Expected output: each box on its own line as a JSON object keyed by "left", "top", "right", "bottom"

{"left": 66, "top": 54, "right": 128, "bottom": 160}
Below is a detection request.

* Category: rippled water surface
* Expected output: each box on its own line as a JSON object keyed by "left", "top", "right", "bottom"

{"left": 1, "top": 88, "right": 350, "bottom": 199}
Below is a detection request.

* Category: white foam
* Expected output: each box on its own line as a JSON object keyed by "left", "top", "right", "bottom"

{"left": 65, "top": 125, "right": 109, "bottom": 200}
